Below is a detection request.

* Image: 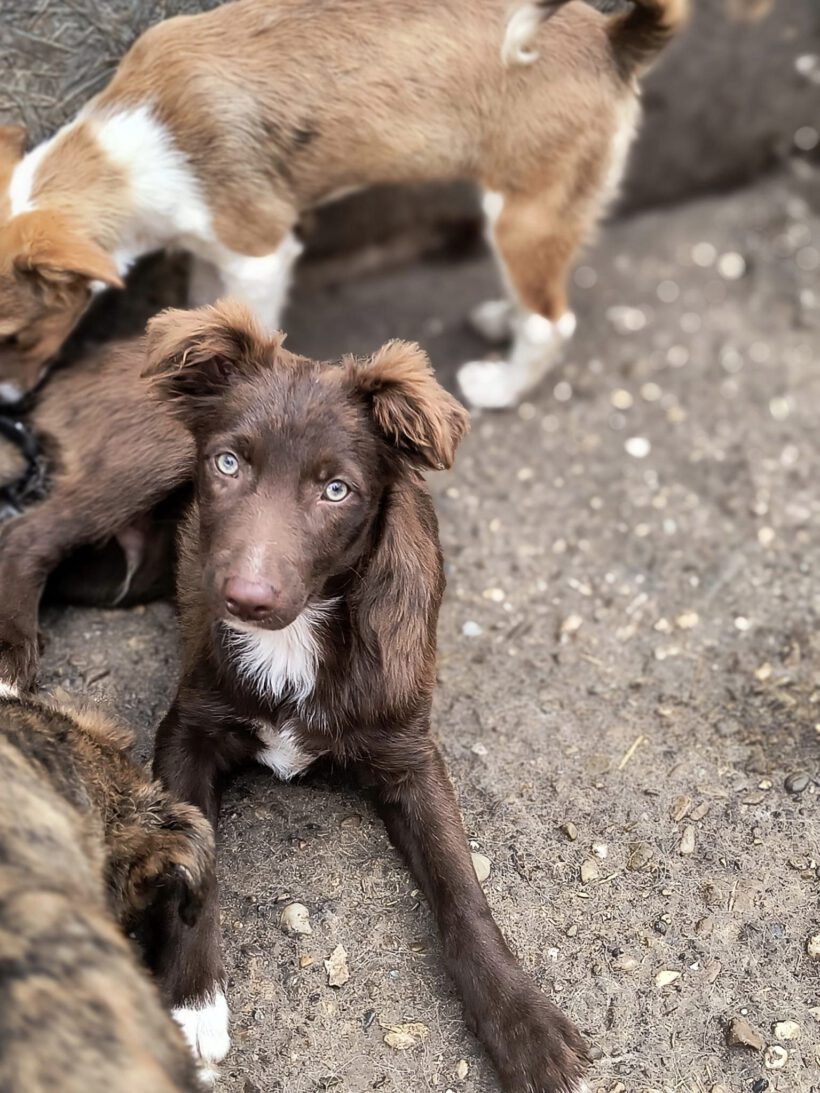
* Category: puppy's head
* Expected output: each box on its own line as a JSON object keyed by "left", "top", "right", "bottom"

{"left": 0, "top": 188, "right": 122, "bottom": 404}
{"left": 145, "top": 300, "right": 469, "bottom": 633}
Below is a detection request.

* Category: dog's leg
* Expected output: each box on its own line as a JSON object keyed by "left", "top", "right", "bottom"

{"left": 149, "top": 699, "right": 239, "bottom": 1085}
{"left": 367, "top": 740, "right": 590, "bottom": 1093}
{"left": 212, "top": 233, "right": 304, "bottom": 332}
{"left": 459, "top": 189, "right": 581, "bottom": 410}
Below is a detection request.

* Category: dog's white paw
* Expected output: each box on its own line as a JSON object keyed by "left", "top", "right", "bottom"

{"left": 173, "top": 990, "right": 230, "bottom": 1084}
{"left": 469, "top": 298, "right": 515, "bottom": 344}
{"left": 457, "top": 359, "right": 524, "bottom": 409}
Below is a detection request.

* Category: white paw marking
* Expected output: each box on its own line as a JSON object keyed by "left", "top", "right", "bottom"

{"left": 457, "top": 360, "right": 523, "bottom": 410}
{"left": 173, "top": 990, "right": 230, "bottom": 1079}
{"left": 458, "top": 310, "right": 576, "bottom": 409}
{"left": 223, "top": 599, "right": 336, "bottom": 705}
{"left": 469, "top": 298, "right": 515, "bottom": 344}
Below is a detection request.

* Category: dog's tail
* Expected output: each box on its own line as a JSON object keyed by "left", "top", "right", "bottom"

{"left": 501, "top": 0, "right": 688, "bottom": 73}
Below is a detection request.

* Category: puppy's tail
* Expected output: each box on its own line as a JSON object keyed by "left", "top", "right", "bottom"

{"left": 501, "top": 0, "right": 688, "bottom": 73}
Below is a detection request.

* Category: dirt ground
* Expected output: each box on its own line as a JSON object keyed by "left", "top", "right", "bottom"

{"left": 37, "top": 161, "right": 820, "bottom": 1093}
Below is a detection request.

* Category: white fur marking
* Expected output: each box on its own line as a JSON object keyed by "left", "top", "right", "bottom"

{"left": 8, "top": 139, "right": 54, "bottom": 216}
{"left": 223, "top": 600, "right": 335, "bottom": 704}
{"left": 218, "top": 233, "right": 303, "bottom": 332}
{"left": 90, "top": 106, "right": 214, "bottom": 277}
{"left": 501, "top": 3, "right": 546, "bottom": 66}
{"left": 173, "top": 989, "right": 230, "bottom": 1083}
{"left": 482, "top": 190, "right": 505, "bottom": 224}
{"left": 0, "top": 681, "right": 20, "bottom": 700}
{"left": 458, "top": 308, "right": 576, "bottom": 409}
{"left": 255, "top": 723, "right": 316, "bottom": 781}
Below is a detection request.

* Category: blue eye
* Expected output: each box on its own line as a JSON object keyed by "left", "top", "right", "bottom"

{"left": 215, "top": 452, "right": 240, "bottom": 476}
{"left": 322, "top": 479, "right": 350, "bottom": 502}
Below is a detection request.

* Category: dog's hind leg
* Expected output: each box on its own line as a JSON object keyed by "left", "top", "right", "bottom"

{"left": 458, "top": 187, "right": 584, "bottom": 410}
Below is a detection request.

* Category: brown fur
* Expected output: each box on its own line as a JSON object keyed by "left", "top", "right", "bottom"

{"left": 0, "top": 0, "right": 687, "bottom": 399}
{"left": 0, "top": 337, "right": 192, "bottom": 687}
{"left": 139, "top": 302, "right": 588, "bottom": 1092}
{"left": 0, "top": 689, "right": 214, "bottom": 1092}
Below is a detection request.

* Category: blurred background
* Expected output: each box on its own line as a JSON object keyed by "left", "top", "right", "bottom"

{"left": 2, "top": 3, "right": 820, "bottom": 1092}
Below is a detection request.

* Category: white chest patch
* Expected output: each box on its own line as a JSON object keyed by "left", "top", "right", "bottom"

{"left": 254, "top": 722, "right": 316, "bottom": 781}
{"left": 223, "top": 600, "right": 335, "bottom": 705}
{"left": 9, "top": 138, "right": 56, "bottom": 217}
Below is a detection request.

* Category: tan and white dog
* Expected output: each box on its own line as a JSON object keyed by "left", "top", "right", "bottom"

{"left": 0, "top": 0, "right": 686, "bottom": 408}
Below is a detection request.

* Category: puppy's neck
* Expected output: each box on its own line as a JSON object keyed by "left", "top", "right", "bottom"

{"left": 10, "top": 105, "right": 208, "bottom": 281}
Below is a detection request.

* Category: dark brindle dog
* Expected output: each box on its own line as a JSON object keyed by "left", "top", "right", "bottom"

{"left": 0, "top": 684, "right": 214, "bottom": 1092}
{"left": 0, "top": 301, "right": 590, "bottom": 1092}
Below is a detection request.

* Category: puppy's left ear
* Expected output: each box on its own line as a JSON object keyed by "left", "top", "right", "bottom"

{"left": 143, "top": 299, "right": 280, "bottom": 421}
{"left": 348, "top": 341, "right": 470, "bottom": 470}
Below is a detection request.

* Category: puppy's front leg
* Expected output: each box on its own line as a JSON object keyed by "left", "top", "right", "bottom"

{"left": 151, "top": 700, "right": 231, "bottom": 1084}
{"left": 368, "top": 739, "right": 589, "bottom": 1093}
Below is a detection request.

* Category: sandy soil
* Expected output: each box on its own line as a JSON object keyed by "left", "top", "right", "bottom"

{"left": 36, "top": 163, "right": 820, "bottom": 1093}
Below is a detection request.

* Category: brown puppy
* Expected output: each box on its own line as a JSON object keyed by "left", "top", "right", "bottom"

{"left": 0, "top": 684, "right": 214, "bottom": 1092}
{"left": 140, "top": 301, "right": 590, "bottom": 1092}
{"left": 0, "top": 0, "right": 686, "bottom": 407}
{"left": 0, "top": 338, "right": 193, "bottom": 687}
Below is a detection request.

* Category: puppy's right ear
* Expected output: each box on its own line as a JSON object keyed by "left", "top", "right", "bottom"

{"left": 143, "top": 299, "right": 280, "bottom": 422}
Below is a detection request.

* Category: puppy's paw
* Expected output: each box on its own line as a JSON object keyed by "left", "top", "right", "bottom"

{"left": 173, "top": 990, "right": 231, "bottom": 1084}
{"left": 457, "top": 360, "right": 523, "bottom": 410}
{"left": 119, "top": 798, "right": 215, "bottom": 928}
{"left": 469, "top": 299, "right": 515, "bottom": 345}
{"left": 470, "top": 981, "right": 590, "bottom": 1093}
{"left": 0, "top": 618, "right": 40, "bottom": 692}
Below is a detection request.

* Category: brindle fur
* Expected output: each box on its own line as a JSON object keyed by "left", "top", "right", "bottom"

{"left": 0, "top": 690, "right": 214, "bottom": 1092}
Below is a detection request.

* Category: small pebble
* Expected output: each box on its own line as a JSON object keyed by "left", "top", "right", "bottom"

{"left": 752, "top": 1081, "right": 769, "bottom": 1093}
{"left": 462, "top": 620, "right": 482, "bottom": 637}
{"left": 670, "top": 794, "right": 693, "bottom": 822}
{"left": 806, "top": 934, "right": 820, "bottom": 959}
{"left": 625, "top": 436, "right": 651, "bottom": 459}
{"left": 280, "top": 903, "right": 312, "bottom": 937}
{"left": 627, "top": 842, "right": 654, "bottom": 871}
{"left": 383, "top": 1022, "right": 429, "bottom": 1051}
{"left": 324, "top": 945, "right": 350, "bottom": 988}
{"left": 613, "top": 954, "right": 639, "bottom": 973}
{"left": 655, "top": 969, "right": 681, "bottom": 987}
{"left": 679, "top": 825, "right": 696, "bottom": 856}
{"left": 580, "top": 859, "right": 600, "bottom": 884}
{"left": 455, "top": 1060, "right": 469, "bottom": 1080}
{"left": 785, "top": 772, "right": 810, "bottom": 794}
{"left": 562, "top": 822, "right": 578, "bottom": 841}
{"left": 676, "top": 610, "right": 699, "bottom": 630}
{"left": 764, "top": 1045, "right": 787, "bottom": 1070}
{"left": 471, "top": 852, "right": 491, "bottom": 883}
{"left": 471, "top": 741, "right": 488, "bottom": 757}
{"left": 482, "top": 588, "right": 505, "bottom": 603}
{"left": 591, "top": 842, "right": 608, "bottom": 859}
{"left": 773, "top": 1021, "right": 800, "bottom": 1041}
{"left": 717, "top": 251, "right": 746, "bottom": 280}
{"left": 726, "top": 1016, "right": 765, "bottom": 1051}
{"left": 561, "top": 613, "right": 584, "bottom": 635}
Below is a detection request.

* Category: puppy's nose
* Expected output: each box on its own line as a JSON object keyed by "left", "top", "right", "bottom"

{"left": 223, "top": 576, "right": 276, "bottom": 621}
